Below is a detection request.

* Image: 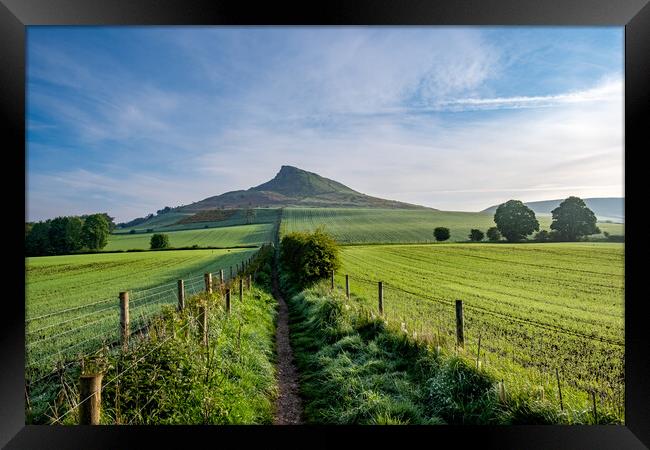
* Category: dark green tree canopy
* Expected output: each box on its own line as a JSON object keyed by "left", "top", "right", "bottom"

{"left": 469, "top": 229, "right": 484, "bottom": 242}
{"left": 48, "top": 216, "right": 83, "bottom": 254}
{"left": 25, "top": 221, "right": 52, "bottom": 256}
{"left": 550, "top": 196, "right": 600, "bottom": 241}
{"left": 81, "top": 214, "right": 110, "bottom": 250}
{"left": 486, "top": 226, "right": 501, "bottom": 242}
{"left": 150, "top": 233, "right": 170, "bottom": 249}
{"left": 433, "top": 227, "right": 450, "bottom": 242}
{"left": 493, "top": 200, "right": 540, "bottom": 242}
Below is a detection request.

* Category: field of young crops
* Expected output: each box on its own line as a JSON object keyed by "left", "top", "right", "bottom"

{"left": 281, "top": 207, "right": 623, "bottom": 244}
{"left": 25, "top": 248, "right": 257, "bottom": 376}
{"left": 105, "top": 223, "right": 274, "bottom": 251}
{"left": 115, "top": 208, "right": 280, "bottom": 233}
{"left": 333, "top": 242, "right": 625, "bottom": 421}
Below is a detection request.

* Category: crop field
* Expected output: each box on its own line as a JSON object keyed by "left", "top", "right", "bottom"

{"left": 115, "top": 208, "right": 280, "bottom": 233}
{"left": 25, "top": 248, "right": 257, "bottom": 375}
{"left": 333, "top": 242, "right": 625, "bottom": 421}
{"left": 281, "top": 207, "right": 623, "bottom": 244}
{"left": 105, "top": 223, "right": 274, "bottom": 251}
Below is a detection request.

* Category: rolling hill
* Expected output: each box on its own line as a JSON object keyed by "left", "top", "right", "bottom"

{"left": 179, "top": 165, "right": 430, "bottom": 211}
{"left": 481, "top": 197, "right": 624, "bottom": 223}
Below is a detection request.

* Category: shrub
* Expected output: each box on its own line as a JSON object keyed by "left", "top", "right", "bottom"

{"left": 129, "top": 229, "right": 136, "bottom": 234}
{"left": 486, "top": 227, "right": 501, "bottom": 242}
{"left": 533, "top": 230, "right": 551, "bottom": 242}
{"left": 150, "top": 233, "right": 170, "bottom": 249}
{"left": 280, "top": 228, "right": 340, "bottom": 289}
{"left": 469, "top": 229, "right": 484, "bottom": 242}
{"left": 433, "top": 227, "right": 450, "bottom": 242}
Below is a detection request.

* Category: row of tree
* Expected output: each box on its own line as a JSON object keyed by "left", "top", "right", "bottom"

{"left": 433, "top": 196, "right": 602, "bottom": 243}
{"left": 25, "top": 213, "right": 114, "bottom": 256}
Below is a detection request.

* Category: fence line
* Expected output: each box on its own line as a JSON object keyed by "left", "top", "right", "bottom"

{"left": 343, "top": 273, "right": 623, "bottom": 347}
{"left": 51, "top": 320, "right": 193, "bottom": 425}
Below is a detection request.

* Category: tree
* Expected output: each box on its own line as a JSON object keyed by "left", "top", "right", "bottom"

{"left": 486, "top": 227, "right": 501, "bottom": 242}
{"left": 550, "top": 196, "right": 600, "bottom": 241}
{"left": 469, "top": 229, "right": 484, "bottom": 242}
{"left": 26, "top": 221, "right": 52, "bottom": 256}
{"left": 280, "top": 228, "right": 340, "bottom": 288}
{"left": 48, "top": 216, "right": 83, "bottom": 254}
{"left": 433, "top": 227, "right": 450, "bottom": 242}
{"left": 81, "top": 214, "right": 110, "bottom": 250}
{"left": 150, "top": 233, "right": 170, "bottom": 249}
{"left": 493, "top": 200, "right": 539, "bottom": 242}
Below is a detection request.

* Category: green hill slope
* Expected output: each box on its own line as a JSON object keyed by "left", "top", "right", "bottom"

{"left": 180, "top": 166, "right": 429, "bottom": 211}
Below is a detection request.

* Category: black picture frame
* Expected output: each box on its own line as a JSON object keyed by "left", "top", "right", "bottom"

{"left": 2, "top": 0, "right": 648, "bottom": 448}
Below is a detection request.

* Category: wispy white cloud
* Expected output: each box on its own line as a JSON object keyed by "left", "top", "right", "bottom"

{"left": 26, "top": 27, "right": 624, "bottom": 221}
{"left": 438, "top": 76, "right": 621, "bottom": 111}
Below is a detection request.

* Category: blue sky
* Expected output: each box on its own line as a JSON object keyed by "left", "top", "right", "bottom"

{"left": 26, "top": 27, "right": 623, "bottom": 222}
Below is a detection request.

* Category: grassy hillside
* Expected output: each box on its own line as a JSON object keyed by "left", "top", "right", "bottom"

{"left": 334, "top": 243, "right": 624, "bottom": 421}
{"left": 180, "top": 166, "right": 427, "bottom": 211}
{"left": 106, "top": 223, "right": 273, "bottom": 250}
{"left": 114, "top": 208, "right": 279, "bottom": 234}
{"left": 281, "top": 207, "right": 623, "bottom": 244}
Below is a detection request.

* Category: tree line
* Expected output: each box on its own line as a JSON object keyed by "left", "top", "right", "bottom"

{"left": 433, "top": 196, "right": 617, "bottom": 243}
{"left": 25, "top": 213, "right": 115, "bottom": 256}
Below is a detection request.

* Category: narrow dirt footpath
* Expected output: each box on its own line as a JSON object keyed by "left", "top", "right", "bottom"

{"left": 271, "top": 262, "right": 304, "bottom": 424}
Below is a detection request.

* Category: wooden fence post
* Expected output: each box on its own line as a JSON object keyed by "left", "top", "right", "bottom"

{"left": 239, "top": 278, "right": 243, "bottom": 302}
{"left": 345, "top": 275, "right": 350, "bottom": 299}
{"left": 378, "top": 281, "right": 384, "bottom": 315}
{"left": 79, "top": 373, "right": 103, "bottom": 425}
{"left": 204, "top": 273, "right": 212, "bottom": 294}
{"left": 119, "top": 292, "right": 129, "bottom": 350}
{"left": 455, "top": 299, "right": 464, "bottom": 349}
{"left": 226, "top": 288, "right": 231, "bottom": 314}
{"left": 556, "top": 368, "right": 564, "bottom": 411}
{"left": 177, "top": 280, "right": 185, "bottom": 311}
{"left": 230, "top": 266, "right": 233, "bottom": 280}
{"left": 247, "top": 274, "right": 252, "bottom": 290}
{"left": 199, "top": 304, "right": 207, "bottom": 346}
{"left": 219, "top": 269, "right": 224, "bottom": 285}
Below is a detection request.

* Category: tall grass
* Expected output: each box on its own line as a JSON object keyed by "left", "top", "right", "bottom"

{"left": 287, "top": 283, "right": 614, "bottom": 425}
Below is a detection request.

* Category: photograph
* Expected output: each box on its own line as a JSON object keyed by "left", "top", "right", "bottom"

{"left": 23, "top": 25, "right": 627, "bottom": 427}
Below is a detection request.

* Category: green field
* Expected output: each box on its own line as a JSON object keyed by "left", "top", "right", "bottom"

{"left": 26, "top": 248, "right": 257, "bottom": 373}
{"left": 115, "top": 208, "right": 280, "bottom": 233}
{"left": 281, "top": 207, "right": 623, "bottom": 244}
{"left": 105, "top": 223, "right": 273, "bottom": 250}
{"left": 334, "top": 242, "right": 624, "bottom": 420}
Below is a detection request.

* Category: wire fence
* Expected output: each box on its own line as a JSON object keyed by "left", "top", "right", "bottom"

{"left": 25, "top": 248, "right": 262, "bottom": 381}
{"left": 334, "top": 271, "right": 625, "bottom": 419}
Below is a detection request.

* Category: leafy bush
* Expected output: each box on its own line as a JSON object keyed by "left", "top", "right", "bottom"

{"left": 280, "top": 228, "right": 340, "bottom": 289}
{"left": 469, "top": 229, "right": 484, "bottom": 242}
{"left": 486, "top": 227, "right": 501, "bottom": 242}
{"left": 533, "top": 230, "right": 551, "bottom": 242}
{"left": 150, "top": 233, "right": 170, "bottom": 249}
{"left": 433, "top": 227, "right": 450, "bottom": 242}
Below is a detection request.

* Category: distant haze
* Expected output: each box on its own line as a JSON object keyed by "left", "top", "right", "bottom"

{"left": 26, "top": 27, "right": 623, "bottom": 222}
